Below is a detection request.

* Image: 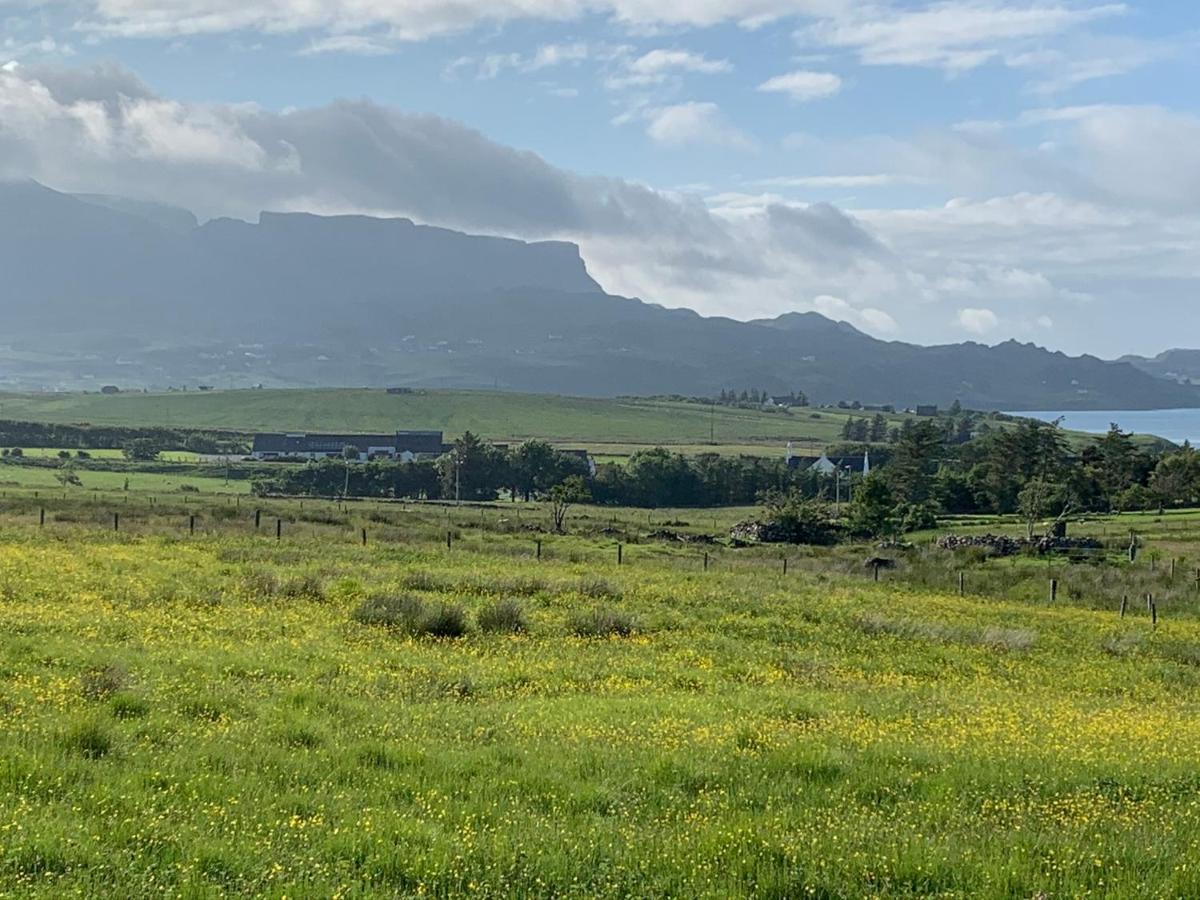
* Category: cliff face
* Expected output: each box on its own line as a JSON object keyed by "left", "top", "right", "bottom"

{"left": 1, "top": 179, "right": 1197, "bottom": 409}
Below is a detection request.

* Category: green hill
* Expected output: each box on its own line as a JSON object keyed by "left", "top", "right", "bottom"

{"left": 0, "top": 388, "right": 911, "bottom": 455}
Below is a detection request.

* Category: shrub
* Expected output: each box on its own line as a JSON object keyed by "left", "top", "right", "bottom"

{"left": 241, "top": 569, "right": 279, "bottom": 599}
{"left": 80, "top": 662, "right": 130, "bottom": 700}
{"left": 478, "top": 598, "right": 528, "bottom": 633}
{"left": 421, "top": 603, "right": 469, "bottom": 638}
{"left": 351, "top": 595, "right": 468, "bottom": 637}
{"left": 351, "top": 594, "right": 426, "bottom": 629}
{"left": 109, "top": 693, "right": 151, "bottom": 720}
{"left": 280, "top": 573, "right": 325, "bottom": 601}
{"left": 61, "top": 720, "right": 113, "bottom": 759}
{"left": 578, "top": 575, "right": 622, "bottom": 599}
{"left": 570, "top": 607, "right": 636, "bottom": 638}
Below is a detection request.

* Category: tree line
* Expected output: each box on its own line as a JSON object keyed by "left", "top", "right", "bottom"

{"left": 250, "top": 420, "right": 1199, "bottom": 527}
{"left": 0, "top": 421, "right": 247, "bottom": 455}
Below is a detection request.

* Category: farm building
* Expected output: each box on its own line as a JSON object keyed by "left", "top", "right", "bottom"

{"left": 252, "top": 430, "right": 449, "bottom": 462}
{"left": 785, "top": 445, "right": 870, "bottom": 476}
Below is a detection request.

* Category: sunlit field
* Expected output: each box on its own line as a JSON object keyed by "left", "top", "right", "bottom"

{"left": 3, "top": 488, "right": 1200, "bottom": 897}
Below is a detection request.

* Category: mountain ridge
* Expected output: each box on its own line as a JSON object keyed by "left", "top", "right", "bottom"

{"left": 0, "top": 180, "right": 1196, "bottom": 411}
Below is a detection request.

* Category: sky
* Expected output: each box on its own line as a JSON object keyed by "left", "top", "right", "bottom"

{"left": 1, "top": 1, "right": 1198, "bottom": 358}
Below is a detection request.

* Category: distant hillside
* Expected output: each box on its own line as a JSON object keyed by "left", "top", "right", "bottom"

{"left": 0, "top": 388, "right": 906, "bottom": 451}
{"left": 1, "top": 180, "right": 1197, "bottom": 411}
{"left": 1120, "top": 349, "right": 1200, "bottom": 385}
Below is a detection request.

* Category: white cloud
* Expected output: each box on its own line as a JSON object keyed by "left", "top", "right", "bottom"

{"left": 642, "top": 101, "right": 754, "bottom": 149}
{"left": 2, "top": 36, "right": 75, "bottom": 60}
{"left": 447, "top": 42, "right": 599, "bottom": 80}
{"left": 757, "top": 69, "right": 841, "bottom": 101}
{"left": 77, "top": 0, "right": 837, "bottom": 41}
{"left": 956, "top": 307, "right": 1000, "bottom": 335}
{"left": 628, "top": 49, "right": 731, "bottom": 77}
{"left": 755, "top": 174, "right": 917, "bottom": 189}
{"left": 813, "top": 294, "right": 899, "bottom": 334}
{"left": 606, "top": 48, "right": 733, "bottom": 88}
{"left": 801, "top": 2, "right": 1128, "bottom": 73}
{"left": 299, "top": 35, "right": 393, "bottom": 56}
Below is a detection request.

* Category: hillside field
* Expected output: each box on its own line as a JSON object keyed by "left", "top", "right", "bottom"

{"left": 2, "top": 485, "right": 1200, "bottom": 896}
{"left": 0, "top": 389, "right": 919, "bottom": 456}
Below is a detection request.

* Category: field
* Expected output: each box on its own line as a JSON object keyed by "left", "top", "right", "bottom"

{"left": 4, "top": 485, "right": 1200, "bottom": 896}
{"left": 0, "top": 389, "right": 919, "bottom": 458}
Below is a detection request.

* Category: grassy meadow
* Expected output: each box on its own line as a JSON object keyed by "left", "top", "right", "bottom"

{"left": 3, "top": 487, "right": 1200, "bottom": 896}
{"left": 0, "top": 388, "right": 918, "bottom": 457}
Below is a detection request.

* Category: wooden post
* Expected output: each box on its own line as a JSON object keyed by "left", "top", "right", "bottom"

{"left": 447, "top": 530, "right": 452, "bottom": 550}
{"left": 276, "top": 519, "right": 282, "bottom": 541}
{"left": 873, "top": 562, "right": 880, "bottom": 582}
{"left": 1171, "top": 558, "right": 1177, "bottom": 580}
{"left": 958, "top": 572, "right": 965, "bottom": 596}
{"left": 189, "top": 515, "right": 195, "bottom": 535}
{"left": 255, "top": 509, "right": 262, "bottom": 529}
{"left": 1152, "top": 601, "right": 1158, "bottom": 629}
{"left": 39, "top": 508, "right": 44, "bottom": 527}
{"left": 1146, "top": 593, "right": 1153, "bottom": 612}
{"left": 617, "top": 543, "right": 623, "bottom": 566}
{"left": 703, "top": 551, "right": 709, "bottom": 572}
{"left": 1050, "top": 579, "right": 1058, "bottom": 603}
{"left": 783, "top": 557, "right": 788, "bottom": 575}
{"left": 536, "top": 540, "right": 542, "bottom": 560}
{"left": 1120, "top": 596, "right": 1127, "bottom": 618}
{"left": 361, "top": 527, "right": 367, "bottom": 547}
{"left": 113, "top": 512, "right": 119, "bottom": 532}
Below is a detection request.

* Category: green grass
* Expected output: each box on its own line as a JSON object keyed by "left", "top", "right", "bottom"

{"left": 4, "top": 492, "right": 1200, "bottom": 895}
{"left": 0, "top": 388, "right": 915, "bottom": 453}
{"left": 0, "top": 463, "right": 250, "bottom": 495}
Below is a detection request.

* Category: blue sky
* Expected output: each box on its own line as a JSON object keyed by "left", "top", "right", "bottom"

{"left": 2, "top": 1, "right": 1198, "bottom": 356}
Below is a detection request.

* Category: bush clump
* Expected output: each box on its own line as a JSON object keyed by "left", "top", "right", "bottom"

{"left": 61, "top": 720, "right": 113, "bottom": 759}
{"left": 570, "top": 607, "right": 636, "bottom": 638}
{"left": 80, "top": 662, "right": 130, "bottom": 700}
{"left": 351, "top": 595, "right": 469, "bottom": 637}
{"left": 421, "top": 603, "right": 470, "bottom": 638}
{"left": 351, "top": 594, "right": 426, "bottom": 629}
{"left": 478, "top": 599, "right": 529, "bottom": 634}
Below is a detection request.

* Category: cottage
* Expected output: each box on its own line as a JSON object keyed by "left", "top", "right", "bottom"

{"left": 785, "top": 443, "right": 870, "bottom": 476}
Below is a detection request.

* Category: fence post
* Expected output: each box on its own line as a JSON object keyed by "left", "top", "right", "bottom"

{"left": 536, "top": 540, "right": 542, "bottom": 560}
{"left": 447, "top": 530, "right": 453, "bottom": 550}
{"left": 1146, "top": 593, "right": 1153, "bottom": 612}
{"left": 1152, "top": 601, "right": 1158, "bottom": 629}
{"left": 113, "top": 512, "right": 119, "bottom": 532}
{"left": 1050, "top": 579, "right": 1058, "bottom": 603}
{"left": 703, "top": 551, "right": 709, "bottom": 572}
{"left": 362, "top": 527, "right": 367, "bottom": 547}
{"left": 189, "top": 515, "right": 195, "bottom": 536}
{"left": 958, "top": 572, "right": 965, "bottom": 596}
{"left": 617, "top": 543, "right": 623, "bottom": 566}
{"left": 39, "top": 508, "right": 44, "bottom": 527}
{"left": 276, "top": 519, "right": 282, "bottom": 541}
{"left": 783, "top": 557, "right": 788, "bottom": 575}
{"left": 255, "top": 509, "right": 262, "bottom": 529}
{"left": 1120, "top": 596, "right": 1127, "bottom": 618}
{"left": 1171, "top": 558, "right": 1176, "bottom": 580}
